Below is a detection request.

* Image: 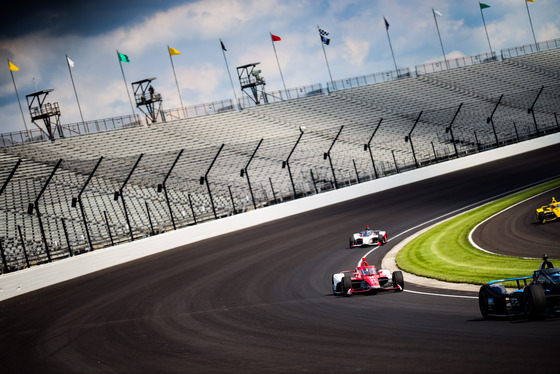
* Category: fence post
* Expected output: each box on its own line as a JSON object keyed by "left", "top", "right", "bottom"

{"left": 365, "top": 118, "right": 383, "bottom": 179}
{"left": 0, "top": 159, "right": 21, "bottom": 196}
{"left": 269, "top": 178, "right": 278, "bottom": 204}
{"left": 392, "top": 150, "right": 399, "bottom": 173}
{"left": 201, "top": 144, "right": 224, "bottom": 220}
{"left": 308, "top": 169, "right": 317, "bottom": 194}
{"left": 474, "top": 131, "right": 481, "bottom": 152}
{"left": 158, "top": 149, "right": 184, "bottom": 230}
{"left": 352, "top": 160, "right": 360, "bottom": 183}
{"left": 405, "top": 111, "right": 423, "bottom": 168}
{"left": 487, "top": 94, "right": 503, "bottom": 147}
{"left": 27, "top": 158, "right": 63, "bottom": 262}
{"left": 72, "top": 156, "right": 103, "bottom": 251}
{"left": 0, "top": 237, "right": 7, "bottom": 272}
{"left": 528, "top": 85, "right": 544, "bottom": 136}
{"left": 446, "top": 103, "right": 463, "bottom": 159}
{"left": 0, "top": 158, "right": 21, "bottom": 271}
{"left": 228, "top": 186, "right": 237, "bottom": 214}
{"left": 513, "top": 122, "right": 520, "bottom": 142}
{"left": 240, "top": 138, "right": 263, "bottom": 210}
{"left": 283, "top": 127, "right": 305, "bottom": 199}
{"left": 324, "top": 125, "right": 344, "bottom": 189}
{"left": 145, "top": 201, "right": 154, "bottom": 236}
{"left": 60, "top": 218, "right": 73, "bottom": 257}
{"left": 188, "top": 193, "right": 197, "bottom": 225}
{"left": 103, "top": 211, "right": 114, "bottom": 246}
{"left": 114, "top": 153, "right": 143, "bottom": 241}
{"left": 17, "top": 225, "right": 30, "bottom": 268}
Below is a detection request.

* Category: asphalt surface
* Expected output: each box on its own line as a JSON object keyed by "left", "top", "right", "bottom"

{"left": 1, "top": 144, "right": 560, "bottom": 373}
{"left": 472, "top": 186, "right": 560, "bottom": 258}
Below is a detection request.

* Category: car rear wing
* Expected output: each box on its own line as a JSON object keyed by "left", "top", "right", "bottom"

{"left": 488, "top": 276, "right": 532, "bottom": 290}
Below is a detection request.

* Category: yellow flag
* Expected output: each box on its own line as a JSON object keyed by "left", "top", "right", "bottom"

{"left": 169, "top": 47, "right": 181, "bottom": 56}
{"left": 8, "top": 60, "right": 19, "bottom": 71}
{"left": 526, "top": 0, "right": 535, "bottom": 2}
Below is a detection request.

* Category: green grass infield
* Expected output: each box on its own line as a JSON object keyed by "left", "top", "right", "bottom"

{"left": 396, "top": 178, "right": 560, "bottom": 286}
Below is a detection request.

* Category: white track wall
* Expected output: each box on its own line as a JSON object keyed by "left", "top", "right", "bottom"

{"left": 1, "top": 133, "right": 559, "bottom": 301}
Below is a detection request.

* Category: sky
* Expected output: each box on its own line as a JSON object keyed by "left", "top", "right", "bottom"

{"left": 1, "top": 0, "right": 559, "bottom": 135}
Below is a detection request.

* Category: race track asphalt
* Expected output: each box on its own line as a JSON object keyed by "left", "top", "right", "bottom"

{"left": 471, "top": 186, "right": 560, "bottom": 258}
{"left": 1, "top": 143, "right": 560, "bottom": 373}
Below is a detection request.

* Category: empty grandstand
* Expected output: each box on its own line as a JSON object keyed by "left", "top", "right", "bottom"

{"left": 1, "top": 39, "right": 559, "bottom": 273}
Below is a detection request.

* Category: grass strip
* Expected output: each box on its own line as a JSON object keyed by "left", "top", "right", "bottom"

{"left": 396, "top": 178, "right": 560, "bottom": 285}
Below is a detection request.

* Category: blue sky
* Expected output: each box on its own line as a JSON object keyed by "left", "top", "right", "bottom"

{"left": 1, "top": 0, "right": 559, "bottom": 134}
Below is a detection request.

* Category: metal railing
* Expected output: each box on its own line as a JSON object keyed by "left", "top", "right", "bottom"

{"left": 1, "top": 116, "right": 559, "bottom": 274}
{"left": 326, "top": 68, "right": 412, "bottom": 91}
{"left": 1, "top": 41, "right": 560, "bottom": 274}
{"left": 501, "top": 37, "right": 560, "bottom": 59}
{"left": 238, "top": 83, "right": 326, "bottom": 108}
{"left": 415, "top": 51, "right": 497, "bottom": 76}
{"left": 3, "top": 38, "right": 557, "bottom": 149}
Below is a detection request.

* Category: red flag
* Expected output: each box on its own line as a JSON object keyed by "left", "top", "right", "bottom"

{"left": 271, "top": 34, "right": 281, "bottom": 42}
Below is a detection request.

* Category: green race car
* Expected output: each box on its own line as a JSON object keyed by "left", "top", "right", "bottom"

{"left": 536, "top": 197, "right": 560, "bottom": 224}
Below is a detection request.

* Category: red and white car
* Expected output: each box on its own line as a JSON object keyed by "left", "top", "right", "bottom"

{"left": 348, "top": 225, "right": 387, "bottom": 248}
{"left": 332, "top": 258, "right": 404, "bottom": 296}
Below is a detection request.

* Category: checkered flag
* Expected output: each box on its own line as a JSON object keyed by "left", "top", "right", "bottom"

{"left": 318, "top": 26, "right": 330, "bottom": 45}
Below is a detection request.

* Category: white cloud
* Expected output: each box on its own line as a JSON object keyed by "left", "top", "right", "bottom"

{"left": 342, "top": 38, "right": 369, "bottom": 66}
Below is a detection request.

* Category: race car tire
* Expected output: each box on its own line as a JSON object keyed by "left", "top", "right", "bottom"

{"left": 478, "top": 285, "right": 492, "bottom": 319}
{"left": 392, "top": 271, "right": 404, "bottom": 292}
{"left": 348, "top": 237, "right": 355, "bottom": 249}
{"left": 523, "top": 284, "right": 546, "bottom": 320}
{"left": 537, "top": 212, "right": 546, "bottom": 224}
{"left": 342, "top": 276, "right": 352, "bottom": 297}
{"left": 332, "top": 276, "right": 341, "bottom": 295}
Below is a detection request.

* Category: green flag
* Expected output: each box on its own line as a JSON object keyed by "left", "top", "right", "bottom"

{"left": 118, "top": 52, "right": 130, "bottom": 63}
{"left": 479, "top": 3, "right": 490, "bottom": 9}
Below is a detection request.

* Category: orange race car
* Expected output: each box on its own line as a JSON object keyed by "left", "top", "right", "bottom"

{"left": 535, "top": 197, "right": 560, "bottom": 224}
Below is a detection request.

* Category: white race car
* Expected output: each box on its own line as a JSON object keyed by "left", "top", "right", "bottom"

{"left": 348, "top": 225, "right": 387, "bottom": 248}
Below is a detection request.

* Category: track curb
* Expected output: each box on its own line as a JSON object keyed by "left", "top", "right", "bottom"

{"left": 381, "top": 220, "right": 481, "bottom": 293}
{"left": 381, "top": 178, "right": 560, "bottom": 293}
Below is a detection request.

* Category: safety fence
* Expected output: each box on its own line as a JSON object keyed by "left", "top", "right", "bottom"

{"left": 1, "top": 39, "right": 559, "bottom": 273}
{"left": 3, "top": 37, "right": 557, "bottom": 149}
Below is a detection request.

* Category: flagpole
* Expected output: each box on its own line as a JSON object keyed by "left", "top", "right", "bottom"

{"left": 525, "top": 0, "right": 538, "bottom": 50}
{"left": 168, "top": 46, "right": 185, "bottom": 112}
{"left": 384, "top": 17, "right": 399, "bottom": 74}
{"left": 220, "top": 39, "right": 240, "bottom": 110}
{"left": 270, "top": 33, "right": 289, "bottom": 99}
{"left": 66, "top": 54, "right": 85, "bottom": 124}
{"left": 318, "top": 26, "right": 334, "bottom": 91}
{"left": 116, "top": 50, "right": 136, "bottom": 120}
{"left": 321, "top": 41, "right": 334, "bottom": 90}
{"left": 479, "top": 3, "right": 494, "bottom": 56}
{"left": 8, "top": 59, "right": 28, "bottom": 132}
{"left": 432, "top": 9, "right": 449, "bottom": 69}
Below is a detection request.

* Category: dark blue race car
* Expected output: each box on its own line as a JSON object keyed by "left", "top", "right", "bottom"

{"left": 478, "top": 254, "right": 560, "bottom": 320}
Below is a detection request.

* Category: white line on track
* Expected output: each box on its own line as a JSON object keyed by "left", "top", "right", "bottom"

{"left": 358, "top": 246, "right": 478, "bottom": 299}
{"left": 468, "top": 185, "right": 560, "bottom": 257}
{"left": 357, "top": 199, "right": 491, "bottom": 268}
{"left": 358, "top": 201, "right": 483, "bottom": 267}
{"left": 404, "top": 289, "right": 477, "bottom": 299}
{"left": 355, "top": 177, "right": 560, "bottom": 299}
